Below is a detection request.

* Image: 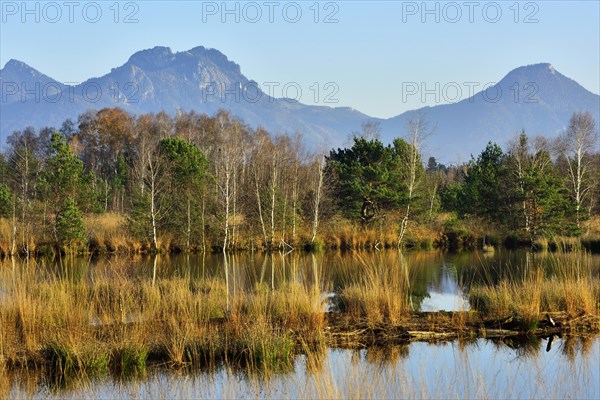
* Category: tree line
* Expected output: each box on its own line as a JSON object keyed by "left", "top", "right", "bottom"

{"left": 441, "top": 112, "right": 599, "bottom": 242}
{"left": 0, "top": 108, "right": 597, "bottom": 254}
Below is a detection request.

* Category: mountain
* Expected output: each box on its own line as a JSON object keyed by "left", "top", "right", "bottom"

{"left": 1, "top": 47, "right": 598, "bottom": 160}
{"left": 0, "top": 46, "right": 372, "bottom": 150}
{"left": 381, "top": 63, "right": 600, "bottom": 161}
{"left": 0, "top": 59, "right": 65, "bottom": 101}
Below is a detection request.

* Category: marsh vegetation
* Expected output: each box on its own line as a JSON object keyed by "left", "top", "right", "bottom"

{"left": 0, "top": 248, "right": 598, "bottom": 398}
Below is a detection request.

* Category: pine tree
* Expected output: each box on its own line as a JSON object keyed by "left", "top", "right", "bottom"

{"left": 56, "top": 197, "right": 86, "bottom": 250}
{"left": 158, "top": 137, "right": 208, "bottom": 249}
{"left": 461, "top": 142, "right": 510, "bottom": 223}
{"left": 41, "top": 132, "right": 84, "bottom": 212}
{"left": 328, "top": 137, "right": 405, "bottom": 224}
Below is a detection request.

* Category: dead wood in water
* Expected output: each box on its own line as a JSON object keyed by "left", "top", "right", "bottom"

{"left": 407, "top": 331, "right": 458, "bottom": 340}
{"left": 325, "top": 311, "right": 600, "bottom": 347}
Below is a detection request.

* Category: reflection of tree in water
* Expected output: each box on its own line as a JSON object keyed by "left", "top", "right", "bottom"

{"left": 43, "top": 254, "right": 91, "bottom": 284}
{"left": 501, "top": 335, "right": 542, "bottom": 359}
{"left": 364, "top": 345, "right": 410, "bottom": 366}
{"left": 453, "top": 250, "right": 599, "bottom": 288}
{"left": 35, "top": 248, "right": 600, "bottom": 289}
{"left": 347, "top": 345, "right": 411, "bottom": 369}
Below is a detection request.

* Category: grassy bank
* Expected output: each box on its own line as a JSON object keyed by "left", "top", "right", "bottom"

{"left": 1, "top": 214, "right": 600, "bottom": 256}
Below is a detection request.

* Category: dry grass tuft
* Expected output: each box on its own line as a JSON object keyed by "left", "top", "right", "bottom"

{"left": 85, "top": 213, "right": 133, "bottom": 253}
{"left": 469, "top": 250, "right": 600, "bottom": 329}
{"left": 337, "top": 253, "right": 412, "bottom": 326}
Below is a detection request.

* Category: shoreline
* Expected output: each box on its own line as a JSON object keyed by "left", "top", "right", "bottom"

{"left": 1, "top": 235, "right": 599, "bottom": 258}
{"left": 2, "top": 310, "right": 598, "bottom": 373}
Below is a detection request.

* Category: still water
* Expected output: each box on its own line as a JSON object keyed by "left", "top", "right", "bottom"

{"left": 3, "top": 249, "right": 600, "bottom": 399}
{"left": 9, "top": 337, "right": 600, "bottom": 399}
{"left": 30, "top": 248, "right": 599, "bottom": 312}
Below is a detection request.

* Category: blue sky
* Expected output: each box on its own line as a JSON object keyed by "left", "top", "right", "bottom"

{"left": 1, "top": 0, "right": 599, "bottom": 118}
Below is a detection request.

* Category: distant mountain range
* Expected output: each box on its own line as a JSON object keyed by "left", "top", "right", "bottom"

{"left": 1, "top": 45, "right": 598, "bottom": 160}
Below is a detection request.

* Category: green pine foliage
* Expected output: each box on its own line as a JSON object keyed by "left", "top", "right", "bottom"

{"left": 328, "top": 137, "right": 407, "bottom": 223}
{"left": 56, "top": 197, "right": 87, "bottom": 249}
{"left": 45, "top": 133, "right": 84, "bottom": 199}
{"left": 461, "top": 142, "right": 510, "bottom": 222}
{"left": 158, "top": 137, "right": 208, "bottom": 247}
{"left": 0, "top": 183, "right": 12, "bottom": 218}
{"left": 440, "top": 134, "right": 580, "bottom": 242}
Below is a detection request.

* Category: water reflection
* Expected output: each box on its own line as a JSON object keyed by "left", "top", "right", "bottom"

{"left": 3, "top": 249, "right": 599, "bottom": 398}
{"left": 5, "top": 336, "right": 598, "bottom": 399}
{"left": 421, "top": 263, "right": 469, "bottom": 311}
{"left": 3, "top": 249, "right": 599, "bottom": 313}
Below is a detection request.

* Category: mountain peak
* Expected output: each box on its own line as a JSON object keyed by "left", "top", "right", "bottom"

{"left": 527, "top": 62, "right": 552, "bottom": 69}
{"left": 2, "top": 58, "right": 35, "bottom": 72}
{"left": 187, "top": 45, "right": 208, "bottom": 55}
{"left": 1, "top": 58, "right": 58, "bottom": 84}
{"left": 124, "top": 45, "right": 242, "bottom": 76}
{"left": 127, "top": 46, "right": 175, "bottom": 70}
{"left": 182, "top": 46, "right": 241, "bottom": 74}
{"left": 506, "top": 62, "right": 554, "bottom": 74}
{"left": 495, "top": 62, "right": 573, "bottom": 91}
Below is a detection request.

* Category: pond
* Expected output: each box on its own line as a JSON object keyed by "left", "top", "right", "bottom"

{"left": 6, "top": 336, "right": 599, "bottom": 399}
{"left": 24, "top": 248, "right": 598, "bottom": 312}
{"left": 1, "top": 249, "right": 599, "bottom": 399}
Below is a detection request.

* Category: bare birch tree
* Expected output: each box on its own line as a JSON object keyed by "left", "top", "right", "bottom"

{"left": 252, "top": 129, "right": 270, "bottom": 245}
{"left": 398, "top": 116, "right": 430, "bottom": 247}
{"left": 556, "top": 112, "right": 598, "bottom": 230}
{"left": 214, "top": 115, "right": 244, "bottom": 252}
{"left": 508, "top": 131, "right": 532, "bottom": 235}
{"left": 311, "top": 154, "right": 326, "bottom": 244}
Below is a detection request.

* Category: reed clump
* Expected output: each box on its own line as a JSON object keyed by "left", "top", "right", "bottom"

{"left": 581, "top": 217, "right": 600, "bottom": 253}
{"left": 111, "top": 344, "right": 148, "bottom": 378}
{"left": 0, "top": 258, "right": 326, "bottom": 380}
{"left": 85, "top": 213, "right": 132, "bottom": 254}
{"left": 469, "top": 250, "right": 600, "bottom": 330}
{"left": 42, "top": 338, "right": 110, "bottom": 386}
{"left": 337, "top": 254, "right": 412, "bottom": 326}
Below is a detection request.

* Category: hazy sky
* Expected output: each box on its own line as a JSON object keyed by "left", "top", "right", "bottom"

{"left": 1, "top": 0, "right": 599, "bottom": 118}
